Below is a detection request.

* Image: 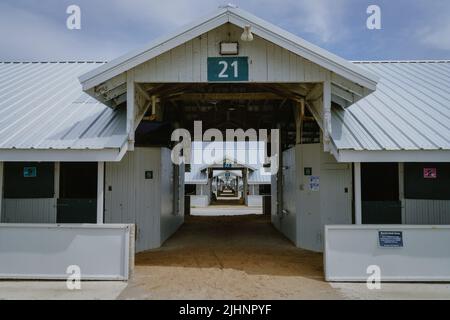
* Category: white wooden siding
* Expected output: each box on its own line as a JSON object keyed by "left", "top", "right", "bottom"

{"left": 280, "top": 147, "right": 297, "bottom": 244}
{"left": 404, "top": 199, "right": 450, "bottom": 224}
{"left": 1, "top": 199, "right": 56, "bottom": 223}
{"left": 160, "top": 148, "right": 183, "bottom": 243}
{"left": 134, "top": 24, "right": 328, "bottom": 83}
{"left": 105, "top": 147, "right": 183, "bottom": 252}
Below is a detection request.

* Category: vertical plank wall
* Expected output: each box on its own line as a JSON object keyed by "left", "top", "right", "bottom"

{"left": 133, "top": 23, "right": 328, "bottom": 83}
{"left": 1, "top": 199, "right": 56, "bottom": 223}
{"left": 404, "top": 200, "right": 450, "bottom": 224}
{"left": 105, "top": 147, "right": 184, "bottom": 252}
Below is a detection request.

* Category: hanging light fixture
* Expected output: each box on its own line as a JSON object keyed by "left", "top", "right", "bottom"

{"left": 241, "top": 25, "right": 254, "bottom": 42}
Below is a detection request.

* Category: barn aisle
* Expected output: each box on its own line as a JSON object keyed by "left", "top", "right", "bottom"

{"left": 119, "top": 215, "right": 341, "bottom": 299}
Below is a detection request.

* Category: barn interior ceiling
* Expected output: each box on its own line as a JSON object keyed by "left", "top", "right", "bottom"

{"left": 133, "top": 83, "right": 321, "bottom": 149}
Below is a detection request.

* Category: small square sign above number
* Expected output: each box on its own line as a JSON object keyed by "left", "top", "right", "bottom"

{"left": 207, "top": 57, "right": 249, "bottom": 81}
{"left": 423, "top": 168, "right": 437, "bottom": 179}
{"left": 23, "top": 167, "right": 37, "bottom": 178}
{"left": 145, "top": 171, "right": 153, "bottom": 179}
{"left": 304, "top": 167, "right": 312, "bottom": 176}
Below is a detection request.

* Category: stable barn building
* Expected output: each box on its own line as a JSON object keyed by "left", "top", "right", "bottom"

{"left": 0, "top": 7, "right": 449, "bottom": 281}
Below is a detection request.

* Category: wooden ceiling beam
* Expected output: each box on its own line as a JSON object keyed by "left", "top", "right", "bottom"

{"left": 169, "top": 92, "right": 284, "bottom": 101}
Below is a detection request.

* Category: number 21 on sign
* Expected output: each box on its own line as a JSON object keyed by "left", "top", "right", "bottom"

{"left": 207, "top": 57, "right": 249, "bottom": 81}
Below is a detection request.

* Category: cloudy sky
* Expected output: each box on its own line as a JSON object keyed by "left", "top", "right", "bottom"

{"left": 0, "top": 0, "right": 449, "bottom": 62}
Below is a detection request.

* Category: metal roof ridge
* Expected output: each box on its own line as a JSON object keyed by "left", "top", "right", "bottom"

{"left": 352, "top": 60, "right": 450, "bottom": 64}
{"left": 0, "top": 61, "right": 106, "bottom": 64}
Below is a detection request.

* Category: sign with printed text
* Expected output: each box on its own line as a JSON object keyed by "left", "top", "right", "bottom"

{"left": 378, "top": 231, "right": 403, "bottom": 248}
{"left": 423, "top": 168, "right": 437, "bottom": 179}
{"left": 309, "top": 176, "right": 320, "bottom": 191}
{"left": 207, "top": 57, "right": 249, "bottom": 81}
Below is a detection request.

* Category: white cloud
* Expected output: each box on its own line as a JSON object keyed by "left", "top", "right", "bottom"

{"left": 109, "top": 0, "right": 219, "bottom": 29}
{"left": 290, "top": 0, "right": 349, "bottom": 43}
{"left": 0, "top": 0, "right": 353, "bottom": 61}
{"left": 240, "top": 0, "right": 351, "bottom": 43}
{"left": 418, "top": 21, "right": 450, "bottom": 51}
{"left": 10, "top": 0, "right": 449, "bottom": 62}
{"left": 0, "top": 3, "right": 132, "bottom": 61}
{"left": 411, "top": 0, "right": 450, "bottom": 52}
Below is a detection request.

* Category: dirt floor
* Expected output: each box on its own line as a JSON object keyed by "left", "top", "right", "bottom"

{"left": 118, "top": 214, "right": 343, "bottom": 299}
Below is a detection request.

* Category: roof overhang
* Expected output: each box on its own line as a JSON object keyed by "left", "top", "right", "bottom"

{"left": 79, "top": 7, "right": 378, "bottom": 95}
{"left": 0, "top": 143, "right": 128, "bottom": 162}
{"left": 335, "top": 149, "right": 450, "bottom": 163}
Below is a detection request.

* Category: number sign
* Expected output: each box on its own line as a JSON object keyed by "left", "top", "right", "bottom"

{"left": 207, "top": 57, "right": 249, "bottom": 81}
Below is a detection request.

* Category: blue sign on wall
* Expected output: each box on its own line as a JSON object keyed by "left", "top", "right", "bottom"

{"left": 207, "top": 57, "right": 249, "bottom": 81}
{"left": 23, "top": 167, "right": 37, "bottom": 178}
{"left": 378, "top": 231, "right": 403, "bottom": 248}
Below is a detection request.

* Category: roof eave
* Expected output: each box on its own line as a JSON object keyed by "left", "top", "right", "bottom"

{"left": 336, "top": 149, "right": 450, "bottom": 163}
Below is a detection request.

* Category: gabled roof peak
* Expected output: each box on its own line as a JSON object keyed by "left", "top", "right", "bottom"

{"left": 79, "top": 7, "right": 378, "bottom": 92}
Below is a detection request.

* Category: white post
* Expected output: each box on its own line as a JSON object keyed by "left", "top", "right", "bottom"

{"left": 323, "top": 79, "right": 332, "bottom": 152}
{"left": 54, "top": 162, "right": 60, "bottom": 224}
{"left": 97, "top": 162, "right": 105, "bottom": 224}
{"left": 398, "top": 162, "right": 405, "bottom": 224}
{"left": 354, "top": 162, "right": 362, "bottom": 225}
{"left": 0, "top": 162, "right": 3, "bottom": 222}
{"left": 54, "top": 162, "right": 60, "bottom": 198}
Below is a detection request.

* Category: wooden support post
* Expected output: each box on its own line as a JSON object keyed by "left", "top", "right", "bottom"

{"left": 0, "top": 162, "right": 3, "bottom": 222}
{"left": 97, "top": 162, "right": 105, "bottom": 224}
{"left": 126, "top": 71, "right": 135, "bottom": 151}
{"left": 295, "top": 100, "right": 305, "bottom": 145}
{"left": 354, "top": 162, "right": 362, "bottom": 225}
{"left": 323, "top": 79, "right": 332, "bottom": 151}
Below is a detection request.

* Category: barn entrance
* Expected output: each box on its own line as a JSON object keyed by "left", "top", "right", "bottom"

{"left": 82, "top": 8, "right": 377, "bottom": 254}
{"left": 135, "top": 82, "right": 318, "bottom": 221}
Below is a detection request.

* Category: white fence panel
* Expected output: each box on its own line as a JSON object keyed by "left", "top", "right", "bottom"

{"left": 0, "top": 224, "right": 134, "bottom": 280}
{"left": 325, "top": 225, "right": 450, "bottom": 282}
